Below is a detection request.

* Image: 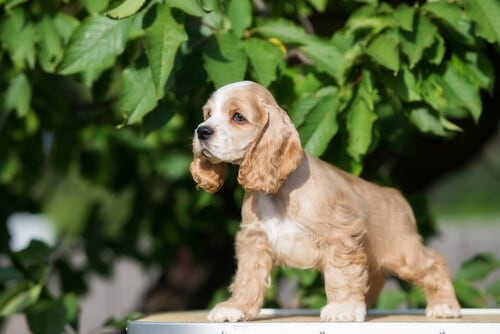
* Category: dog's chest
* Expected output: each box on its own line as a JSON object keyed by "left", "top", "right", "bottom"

{"left": 258, "top": 196, "right": 319, "bottom": 269}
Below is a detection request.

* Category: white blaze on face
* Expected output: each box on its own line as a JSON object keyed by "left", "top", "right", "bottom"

{"left": 196, "top": 81, "right": 259, "bottom": 164}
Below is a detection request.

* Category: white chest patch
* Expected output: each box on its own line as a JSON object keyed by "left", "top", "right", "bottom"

{"left": 259, "top": 196, "right": 319, "bottom": 269}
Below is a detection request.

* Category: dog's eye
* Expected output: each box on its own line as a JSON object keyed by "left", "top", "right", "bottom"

{"left": 232, "top": 112, "right": 246, "bottom": 124}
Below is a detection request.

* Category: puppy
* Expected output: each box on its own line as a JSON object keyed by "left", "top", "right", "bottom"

{"left": 190, "top": 81, "right": 461, "bottom": 322}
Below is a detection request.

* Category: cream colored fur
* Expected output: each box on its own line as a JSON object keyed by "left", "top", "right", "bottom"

{"left": 189, "top": 81, "right": 461, "bottom": 322}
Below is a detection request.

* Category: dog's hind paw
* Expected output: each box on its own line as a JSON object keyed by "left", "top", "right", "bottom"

{"left": 426, "top": 303, "right": 461, "bottom": 318}
{"left": 321, "top": 302, "right": 366, "bottom": 322}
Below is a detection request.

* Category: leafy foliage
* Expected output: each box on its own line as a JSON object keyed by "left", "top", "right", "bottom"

{"left": 1, "top": 0, "right": 499, "bottom": 332}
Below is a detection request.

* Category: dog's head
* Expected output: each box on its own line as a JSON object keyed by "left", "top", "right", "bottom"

{"left": 189, "top": 81, "right": 303, "bottom": 194}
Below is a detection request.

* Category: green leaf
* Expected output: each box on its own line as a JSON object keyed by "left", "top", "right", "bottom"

{"left": 58, "top": 15, "right": 132, "bottom": 81}
{"left": 423, "top": 1, "right": 476, "bottom": 45}
{"left": 14, "top": 240, "right": 52, "bottom": 267}
{"left": 454, "top": 51, "right": 495, "bottom": 93}
{"left": 299, "top": 87, "right": 352, "bottom": 156}
{"left": 307, "top": 0, "right": 328, "bottom": 12}
{"left": 440, "top": 60, "right": 482, "bottom": 122}
{"left": 346, "top": 72, "right": 378, "bottom": 162}
{"left": 82, "top": 0, "right": 110, "bottom": 13}
{"left": 455, "top": 253, "right": 500, "bottom": 282}
{"left": 425, "top": 33, "right": 445, "bottom": 65}
{"left": 167, "top": 0, "right": 208, "bottom": 17}
{"left": 394, "top": 4, "right": 414, "bottom": 32}
{"left": 290, "top": 92, "right": 322, "bottom": 129}
{"left": 255, "top": 18, "right": 310, "bottom": 44}
{"left": 37, "top": 14, "right": 65, "bottom": 72}
{"left": 453, "top": 279, "right": 487, "bottom": 308}
{"left": 227, "top": 0, "right": 252, "bottom": 37}
{"left": 419, "top": 73, "right": 447, "bottom": 112}
{"left": 300, "top": 39, "right": 348, "bottom": 84}
{"left": 146, "top": 4, "right": 188, "bottom": 97}
{"left": 202, "top": 33, "right": 248, "bottom": 88}
{"left": 376, "top": 290, "right": 406, "bottom": 309}
{"left": 0, "top": 7, "right": 37, "bottom": 69}
{"left": 107, "top": 0, "right": 146, "bottom": 18}
{"left": 4, "top": 72, "right": 32, "bottom": 117}
{"left": 365, "top": 30, "right": 400, "bottom": 72}
{"left": 26, "top": 299, "right": 67, "bottom": 334}
{"left": 0, "top": 282, "right": 42, "bottom": 316}
{"left": 105, "top": 311, "right": 144, "bottom": 329}
{"left": 408, "top": 105, "right": 447, "bottom": 137}
{"left": 120, "top": 66, "right": 158, "bottom": 124}
{"left": 381, "top": 66, "right": 420, "bottom": 102}
{"left": 486, "top": 280, "right": 500, "bottom": 306}
{"left": 439, "top": 116, "right": 462, "bottom": 132}
{"left": 0, "top": 267, "right": 23, "bottom": 284}
{"left": 244, "top": 38, "right": 283, "bottom": 87}
{"left": 400, "top": 14, "right": 438, "bottom": 68}
{"left": 61, "top": 293, "right": 80, "bottom": 326}
{"left": 463, "top": 0, "right": 500, "bottom": 45}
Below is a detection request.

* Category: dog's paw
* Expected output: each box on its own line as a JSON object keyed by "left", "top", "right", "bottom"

{"left": 426, "top": 303, "right": 461, "bottom": 318}
{"left": 320, "top": 302, "right": 366, "bottom": 322}
{"left": 207, "top": 304, "right": 246, "bottom": 322}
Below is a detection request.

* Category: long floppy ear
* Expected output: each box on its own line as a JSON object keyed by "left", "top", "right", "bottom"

{"left": 189, "top": 156, "right": 226, "bottom": 193}
{"left": 238, "top": 100, "right": 303, "bottom": 194}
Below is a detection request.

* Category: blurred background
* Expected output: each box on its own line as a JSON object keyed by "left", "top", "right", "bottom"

{"left": 1, "top": 0, "right": 499, "bottom": 333}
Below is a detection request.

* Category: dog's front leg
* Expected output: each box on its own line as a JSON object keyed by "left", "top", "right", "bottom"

{"left": 321, "top": 241, "right": 368, "bottom": 322}
{"left": 207, "top": 224, "right": 273, "bottom": 322}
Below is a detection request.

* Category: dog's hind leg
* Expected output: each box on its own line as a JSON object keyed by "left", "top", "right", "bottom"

{"left": 383, "top": 235, "right": 461, "bottom": 318}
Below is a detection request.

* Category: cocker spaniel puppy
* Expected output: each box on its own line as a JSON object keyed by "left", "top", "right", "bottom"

{"left": 190, "top": 81, "right": 461, "bottom": 322}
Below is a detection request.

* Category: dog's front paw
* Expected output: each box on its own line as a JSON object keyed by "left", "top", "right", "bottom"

{"left": 207, "top": 303, "right": 246, "bottom": 322}
{"left": 426, "top": 302, "right": 461, "bottom": 319}
{"left": 321, "top": 302, "right": 366, "bottom": 322}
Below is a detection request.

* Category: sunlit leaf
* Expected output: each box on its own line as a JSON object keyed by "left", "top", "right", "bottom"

{"left": 423, "top": 1, "right": 476, "bottom": 45}
{"left": 440, "top": 60, "right": 482, "bottom": 123}
{"left": 255, "top": 18, "right": 311, "bottom": 44}
{"left": 299, "top": 87, "right": 352, "bottom": 156}
{"left": 400, "top": 14, "right": 437, "bottom": 68}
{"left": 107, "top": 0, "right": 146, "bottom": 18}
{"left": 0, "top": 283, "right": 42, "bottom": 316}
{"left": 365, "top": 30, "right": 400, "bottom": 72}
{"left": 58, "top": 15, "right": 132, "bottom": 80}
{"left": 394, "top": 4, "right": 414, "bottom": 32}
{"left": 146, "top": 4, "right": 188, "bottom": 97}
{"left": 227, "top": 0, "right": 252, "bottom": 37}
{"left": 167, "top": 0, "right": 208, "bottom": 17}
{"left": 244, "top": 38, "right": 284, "bottom": 87}
{"left": 0, "top": 7, "right": 37, "bottom": 69}
{"left": 121, "top": 66, "right": 157, "bottom": 124}
{"left": 202, "top": 33, "right": 247, "bottom": 88}
{"left": 463, "top": 0, "right": 500, "bottom": 45}
{"left": 300, "top": 39, "right": 348, "bottom": 84}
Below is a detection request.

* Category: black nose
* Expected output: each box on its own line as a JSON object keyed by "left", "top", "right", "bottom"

{"left": 196, "top": 126, "right": 214, "bottom": 140}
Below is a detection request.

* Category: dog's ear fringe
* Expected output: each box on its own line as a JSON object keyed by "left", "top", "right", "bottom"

{"left": 189, "top": 156, "right": 226, "bottom": 193}
{"left": 237, "top": 100, "right": 303, "bottom": 194}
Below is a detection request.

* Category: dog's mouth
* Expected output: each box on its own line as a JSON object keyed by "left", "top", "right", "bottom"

{"left": 201, "top": 149, "right": 223, "bottom": 164}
